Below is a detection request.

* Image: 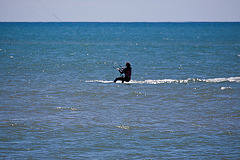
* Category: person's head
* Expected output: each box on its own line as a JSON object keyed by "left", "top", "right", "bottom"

{"left": 126, "top": 62, "right": 131, "bottom": 68}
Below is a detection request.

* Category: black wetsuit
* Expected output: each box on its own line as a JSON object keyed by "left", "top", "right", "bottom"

{"left": 114, "top": 67, "right": 132, "bottom": 83}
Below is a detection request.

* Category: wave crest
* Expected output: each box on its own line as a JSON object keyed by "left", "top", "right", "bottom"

{"left": 86, "top": 77, "right": 240, "bottom": 84}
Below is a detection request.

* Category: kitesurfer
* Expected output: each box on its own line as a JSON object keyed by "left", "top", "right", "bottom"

{"left": 114, "top": 62, "right": 132, "bottom": 83}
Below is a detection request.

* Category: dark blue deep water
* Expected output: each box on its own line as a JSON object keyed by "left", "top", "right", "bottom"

{"left": 0, "top": 22, "right": 240, "bottom": 159}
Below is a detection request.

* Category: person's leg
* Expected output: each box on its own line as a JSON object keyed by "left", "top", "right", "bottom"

{"left": 114, "top": 76, "right": 123, "bottom": 83}
{"left": 122, "top": 77, "right": 130, "bottom": 83}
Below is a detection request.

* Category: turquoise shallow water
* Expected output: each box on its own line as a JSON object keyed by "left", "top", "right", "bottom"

{"left": 0, "top": 22, "right": 240, "bottom": 159}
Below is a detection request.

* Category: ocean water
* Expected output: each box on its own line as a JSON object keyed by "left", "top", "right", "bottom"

{"left": 0, "top": 22, "right": 240, "bottom": 159}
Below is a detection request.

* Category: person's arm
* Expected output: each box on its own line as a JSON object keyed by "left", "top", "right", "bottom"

{"left": 117, "top": 68, "right": 124, "bottom": 74}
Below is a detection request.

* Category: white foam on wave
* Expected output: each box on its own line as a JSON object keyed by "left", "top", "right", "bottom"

{"left": 56, "top": 107, "right": 78, "bottom": 111}
{"left": 202, "top": 77, "right": 240, "bottom": 83}
{"left": 220, "top": 87, "right": 232, "bottom": 90}
{"left": 86, "top": 77, "right": 240, "bottom": 84}
{"left": 86, "top": 80, "right": 113, "bottom": 83}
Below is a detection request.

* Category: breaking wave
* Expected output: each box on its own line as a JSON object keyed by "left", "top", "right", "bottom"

{"left": 86, "top": 77, "right": 240, "bottom": 84}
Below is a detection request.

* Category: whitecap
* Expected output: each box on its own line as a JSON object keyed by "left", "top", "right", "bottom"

{"left": 116, "top": 125, "right": 130, "bottom": 130}
{"left": 56, "top": 107, "right": 77, "bottom": 111}
{"left": 221, "top": 87, "right": 232, "bottom": 90}
{"left": 85, "top": 80, "right": 113, "bottom": 83}
{"left": 86, "top": 76, "right": 240, "bottom": 84}
{"left": 203, "top": 77, "right": 240, "bottom": 83}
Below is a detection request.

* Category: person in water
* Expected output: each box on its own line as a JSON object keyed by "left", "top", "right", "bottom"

{"left": 114, "top": 62, "right": 132, "bottom": 83}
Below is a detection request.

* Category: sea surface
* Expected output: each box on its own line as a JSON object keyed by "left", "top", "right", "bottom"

{"left": 0, "top": 22, "right": 240, "bottom": 159}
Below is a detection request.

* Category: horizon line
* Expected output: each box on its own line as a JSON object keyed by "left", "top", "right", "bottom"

{"left": 0, "top": 21, "right": 240, "bottom": 23}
